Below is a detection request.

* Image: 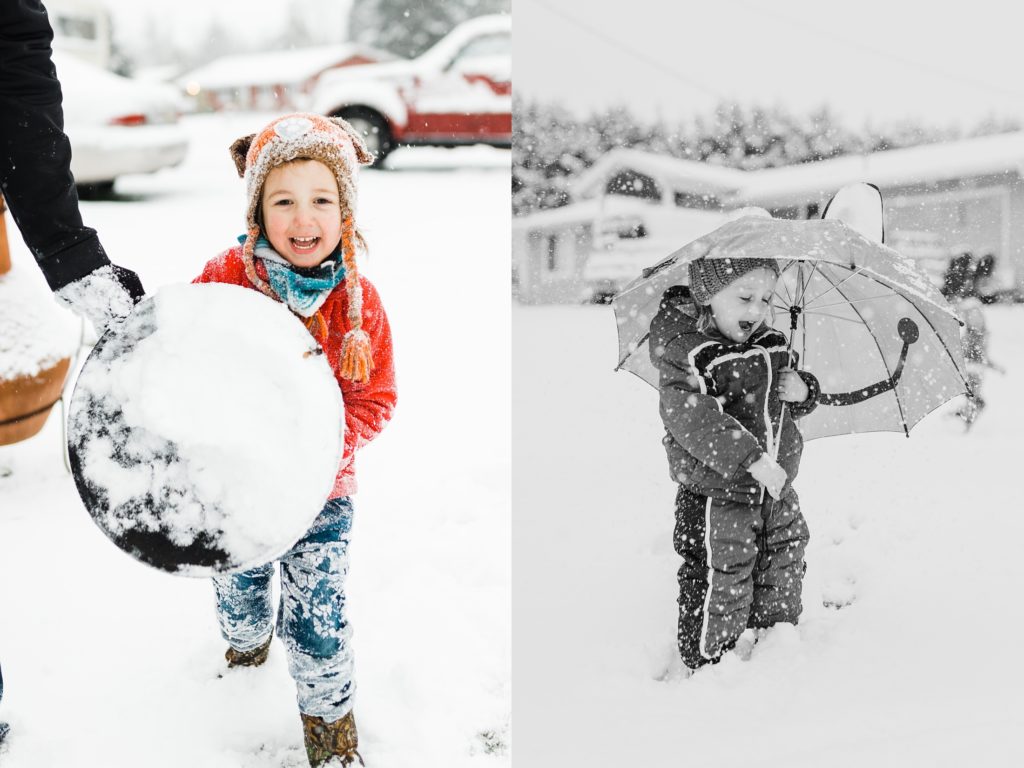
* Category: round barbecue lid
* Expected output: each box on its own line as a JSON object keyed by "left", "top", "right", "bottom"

{"left": 67, "top": 282, "right": 344, "bottom": 576}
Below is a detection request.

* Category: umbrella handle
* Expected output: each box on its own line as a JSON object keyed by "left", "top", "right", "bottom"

{"left": 818, "top": 318, "right": 919, "bottom": 406}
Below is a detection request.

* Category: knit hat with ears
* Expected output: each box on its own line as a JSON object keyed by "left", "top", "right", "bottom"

{"left": 688, "top": 256, "right": 780, "bottom": 306}
{"left": 229, "top": 113, "right": 375, "bottom": 383}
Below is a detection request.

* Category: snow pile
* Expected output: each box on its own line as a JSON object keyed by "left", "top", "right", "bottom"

{"left": 514, "top": 302, "right": 1024, "bottom": 767}
{"left": 0, "top": 266, "right": 79, "bottom": 379}
{"left": 68, "top": 282, "right": 344, "bottom": 575}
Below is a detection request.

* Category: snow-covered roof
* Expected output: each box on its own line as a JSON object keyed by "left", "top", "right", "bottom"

{"left": 541, "top": 131, "right": 1024, "bottom": 223}
{"left": 736, "top": 131, "right": 1024, "bottom": 207}
{"left": 572, "top": 148, "right": 747, "bottom": 200}
{"left": 512, "top": 199, "right": 603, "bottom": 231}
{"left": 178, "top": 44, "right": 395, "bottom": 91}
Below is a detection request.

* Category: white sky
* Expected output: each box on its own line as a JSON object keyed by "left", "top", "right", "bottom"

{"left": 94, "top": 0, "right": 352, "bottom": 51}
{"left": 515, "top": 0, "right": 1024, "bottom": 130}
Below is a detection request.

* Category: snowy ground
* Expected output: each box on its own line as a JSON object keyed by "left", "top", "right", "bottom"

{"left": 0, "top": 113, "right": 510, "bottom": 767}
{"left": 513, "top": 301, "right": 1024, "bottom": 767}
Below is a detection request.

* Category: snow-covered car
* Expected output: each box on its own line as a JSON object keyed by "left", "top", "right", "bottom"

{"left": 312, "top": 14, "right": 511, "bottom": 166}
{"left": 581, "top": 204, "right": 726, "bottom": 303}
{"left": 54, "top": 51, "right": 189, "bottom": 192}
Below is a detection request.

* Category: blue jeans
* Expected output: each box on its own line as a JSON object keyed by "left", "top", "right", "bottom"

{"left": 213, "top": 497, "right": 355, "bottom": 721}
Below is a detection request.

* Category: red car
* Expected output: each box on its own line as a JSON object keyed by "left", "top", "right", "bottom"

{"left": 312, "top": 14, "right": 511, "bottom": 165}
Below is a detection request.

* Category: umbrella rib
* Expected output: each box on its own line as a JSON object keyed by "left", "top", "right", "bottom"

{"left": 812, "top": 266, "right": 911, "bottom": 435}
{"left": 880, "top": 292, "right": 973, "bottom": 395}
{"left": 810, "top": 295, "right": 893, "bottom": 310}
{"left": 776, "top": 260, "right": 797, "bottom": 305}
{"left": 616, "top": 330, "right": 650, "bottom": 370}
{"left": 817, "top": 267, "right": 971, "bottom": 409}
{"left": 796, "top": 260, "right": 816, "bottom": 306}
{"left": 803, "top": 266, "right": 866, "bottom": 307}
{"left": 801, "top": 309, "right": 868, "bottom": 325}
{"left": 823, "top": 264, "right": 962, "bottom": 322}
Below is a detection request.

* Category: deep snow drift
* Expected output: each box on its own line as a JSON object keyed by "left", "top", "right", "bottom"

{"left": 513, "top": 301, "right": 1024, "bottom": 768}
{"left": 0, "top": 113, "right": 510, "bottom": 768}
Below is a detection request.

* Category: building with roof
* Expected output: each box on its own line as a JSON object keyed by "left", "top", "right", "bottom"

{"left": 513, "top": 133, "right": 1024, "bottom": 303}
{"left": 178, "top": 44, "right": 395, "bottom": 112}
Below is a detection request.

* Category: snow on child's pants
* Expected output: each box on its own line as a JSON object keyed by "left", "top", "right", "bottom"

{"left": 213, "top": 497, "right": 355, "bottom": 721}
{"left": 673, "top": 485, "right": 809, "bottom": 669}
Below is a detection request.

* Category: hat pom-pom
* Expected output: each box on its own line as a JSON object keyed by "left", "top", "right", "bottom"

{"left": 340, "top": 328, "right": 374, "bottom": 384}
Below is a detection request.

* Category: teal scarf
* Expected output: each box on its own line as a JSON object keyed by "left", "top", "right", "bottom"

{"left": 243, "top": 235, "right": 346, "bottom": 318}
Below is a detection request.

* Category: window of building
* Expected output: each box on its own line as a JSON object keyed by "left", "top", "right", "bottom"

{"left": 769, "top": 206, "right": 801, "bottom": 220}
{"left": 598, "top": 216, "right": 647, "bottom": 241}
{"left": 55, "top": 15, "right": 97, "bottom": 40}
{"left": 674, "top": 191, "right": 722, "bottom": 210}
{"left": 546, "top": 234, "right": 560, "bottom": 272}
{"left": 605, "top": 170, "right": 662, "bottom": 201}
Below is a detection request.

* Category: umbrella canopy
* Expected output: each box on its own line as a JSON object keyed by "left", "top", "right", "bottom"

{"left": 614, "top": 215, "right": 970, "bottom": 440}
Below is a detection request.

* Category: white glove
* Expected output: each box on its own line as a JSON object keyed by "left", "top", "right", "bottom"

{"left": 747, "top": 453, "right": 787, "bottom": 500}
{"left": 54, "top": 264, "right": 145, "bottom": 336}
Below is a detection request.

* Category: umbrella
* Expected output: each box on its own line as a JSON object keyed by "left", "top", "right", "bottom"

{"left": 613, "top": 215, "right": 970, "bottom": 441}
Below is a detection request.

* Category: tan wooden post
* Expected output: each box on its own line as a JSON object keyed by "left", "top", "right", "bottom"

{"left": 0, "top": 192, "right": 11, "bottom": 275}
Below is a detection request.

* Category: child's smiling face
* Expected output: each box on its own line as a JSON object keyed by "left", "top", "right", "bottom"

{"left": 707, "top": 267, "right": 778, "bottom": 343}
{"left": 261, "top": 159, "right": 342, "bottom": 268}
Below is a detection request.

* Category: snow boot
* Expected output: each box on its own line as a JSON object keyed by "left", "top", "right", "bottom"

{"left": 225, "top": 628, "right": 273, "bottom": 668}
{"left": 301, "top": 711, "right": 364, "bottom": 767}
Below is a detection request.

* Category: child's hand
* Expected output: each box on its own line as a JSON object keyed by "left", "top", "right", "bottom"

{"left": 748, "top": 453, "right": 787, "bottom": 499}
{"left": 777, "top": 368, "right": 810, "bottom": 403}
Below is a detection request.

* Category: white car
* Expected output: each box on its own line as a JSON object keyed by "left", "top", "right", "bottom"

{"left": 53, "top": 51, "right": 189, "bottom": 192}
{"left": 312, "top": 14, "right": 511, "bottom": 165}
{"left": 581, "top": 203, "right": 726, "bottom": 303}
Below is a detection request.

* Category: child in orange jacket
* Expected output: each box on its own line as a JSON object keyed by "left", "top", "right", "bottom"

{"left": 193, "top": 113, "right": 396, "bottom": 767}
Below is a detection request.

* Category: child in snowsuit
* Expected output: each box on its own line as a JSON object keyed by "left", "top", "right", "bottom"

{"left": 193, "top": 114, "right": 396, "bottom": 766}
{"left": 650, "top": 257, "right": 819, "bottom": 671}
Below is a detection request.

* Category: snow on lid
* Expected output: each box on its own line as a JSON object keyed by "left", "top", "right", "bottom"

{"left": 68, "top": 283, "right": 344, "bottom": 576}
{"left": 0, "top": 267, "right": 79, "bottom": 380}
{"left": 178, "top": 44, "right": 393, "bottom": 90}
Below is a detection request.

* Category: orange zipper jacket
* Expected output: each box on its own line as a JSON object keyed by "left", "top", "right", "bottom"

{"left": 194, "top": 245, "right": 396, "bottom": 498}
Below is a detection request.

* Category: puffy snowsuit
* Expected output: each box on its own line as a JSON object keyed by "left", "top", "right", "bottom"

{"left": 650, "top": 287, "right": 819, "bottom": 669}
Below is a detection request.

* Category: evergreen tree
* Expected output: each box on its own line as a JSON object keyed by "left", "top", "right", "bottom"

{"left": 348, "top": 0, "right": 509, "bottom": 58}
{"left": 277, "top": 4, "right": 316, "bottom": 50}
{"left": 513, "top": 98, "right": 1015, "bottom": 217}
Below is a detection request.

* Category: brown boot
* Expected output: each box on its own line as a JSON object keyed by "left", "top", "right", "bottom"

{"left": 224, "top": 629, "right": 273, "bottom": 668}
{"left": 301, "top": 711, "right": 364, "bottom": 767}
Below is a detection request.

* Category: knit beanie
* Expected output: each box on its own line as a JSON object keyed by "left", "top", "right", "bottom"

{"left": 229, "top": 113, "right": 375, "bottom": 383}
{"left": 688, "top": 257, "right": 780, "bottom": 305}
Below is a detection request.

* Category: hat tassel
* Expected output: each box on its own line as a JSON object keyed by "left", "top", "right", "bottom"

{"left": 340, "top": 328, "right": 374, "bottom": 384}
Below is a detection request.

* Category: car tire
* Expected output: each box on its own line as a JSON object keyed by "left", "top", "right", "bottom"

{"left": 333, "top": 108, "right": 393, "bottom": 168}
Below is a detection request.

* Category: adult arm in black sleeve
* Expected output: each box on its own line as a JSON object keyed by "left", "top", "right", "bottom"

{"left": 0, "top": 0, "right": 143, "bottom": 329}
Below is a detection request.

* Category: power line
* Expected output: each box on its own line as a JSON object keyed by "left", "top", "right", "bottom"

{"left": 521, "top": 0, "right": 729, "bottom": 101}
{"left": 726, "top": 0, "right": 1024, "bottom": 105}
